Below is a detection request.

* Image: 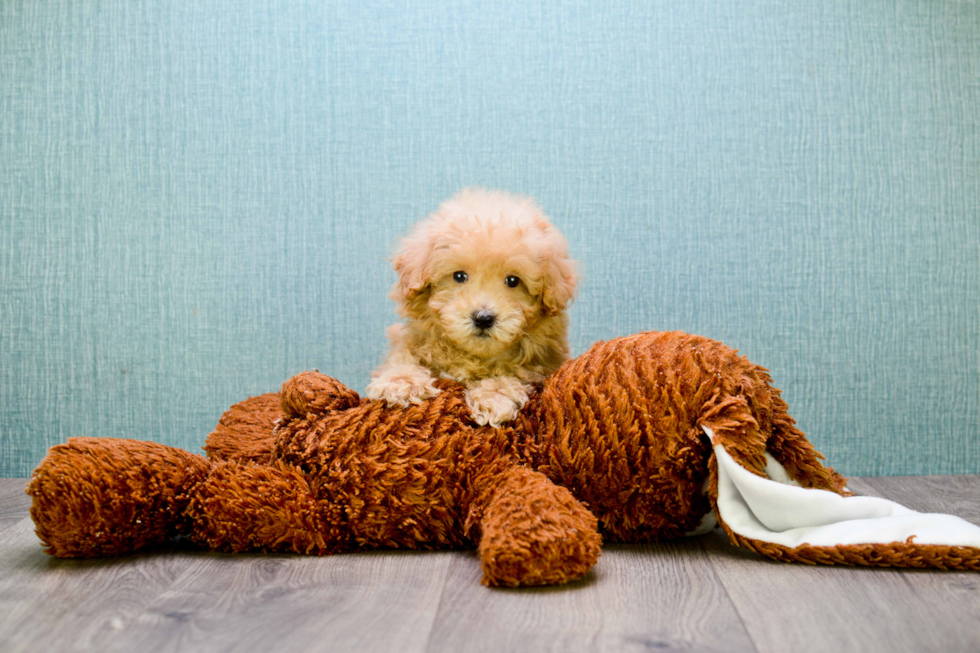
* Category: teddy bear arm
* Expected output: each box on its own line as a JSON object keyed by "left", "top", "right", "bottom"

{"left": 472, "top": 466, "right": 601, "bottom": 587}
{"left": 204, "top": 373, "right": 364, "bottom": 467}
{"left": 204, "top": 393, "right": 282, "bottom": 464}
{"left": 27, "top": 438, "right": 211, "bottom": 557}
{"left": 186, "top": 460, "right": 351, "bottom": 555}
{"left": 27, "top": 436, "right": 353, "bottom": 558}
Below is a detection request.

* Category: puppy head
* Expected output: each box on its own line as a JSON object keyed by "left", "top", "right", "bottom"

{"left": 391, "top": 188, "right": 577, "bottom": 357}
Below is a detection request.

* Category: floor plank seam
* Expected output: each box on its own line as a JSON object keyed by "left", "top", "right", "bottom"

{"left": 697, "top": 535, "right": 763, "bottom": 653}
{"left": 419, "top": 552, "right": 456, "bottom": 653}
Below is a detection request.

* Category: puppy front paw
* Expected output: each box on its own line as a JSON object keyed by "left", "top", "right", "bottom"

{"left": 365, "top": 364, "right": 441, "bottom": 407}
{"left": 465, "top": 377, "right": 531, "bottom": 427}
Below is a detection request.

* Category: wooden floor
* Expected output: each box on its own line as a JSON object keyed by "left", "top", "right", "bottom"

{"left": 1, "top": 476, "right": 978, "bottom": 653}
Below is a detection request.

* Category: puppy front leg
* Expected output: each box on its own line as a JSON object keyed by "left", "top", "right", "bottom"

{"left": 365, "top": 355, "right": 441, "bottom": 407}
{"left": 465, "top": 376, "right": 532, "bottom": 427}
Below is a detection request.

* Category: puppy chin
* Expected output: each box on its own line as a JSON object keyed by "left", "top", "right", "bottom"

{"left": 455, "top": 331, "right": 512, "bottom": 356}
{"left": 442, "top": 322, "right": 511, "bottom": 356}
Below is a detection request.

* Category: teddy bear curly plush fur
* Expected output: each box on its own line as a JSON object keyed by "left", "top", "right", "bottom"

{"left": 27, "top": 331, "right": 980, "bottom": 586}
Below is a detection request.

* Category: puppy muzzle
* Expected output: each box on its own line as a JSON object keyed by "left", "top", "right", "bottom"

{"left": 471, "top": 310, "right": 496, "bottom": 334}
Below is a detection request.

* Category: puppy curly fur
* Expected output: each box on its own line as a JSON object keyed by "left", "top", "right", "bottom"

{"left": 366, "top": 189, "right": 578, "bottom": 426}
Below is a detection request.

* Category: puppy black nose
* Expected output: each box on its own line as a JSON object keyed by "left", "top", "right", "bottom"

{"left": 471, "top": 310, "right": 496, "bottom": 330}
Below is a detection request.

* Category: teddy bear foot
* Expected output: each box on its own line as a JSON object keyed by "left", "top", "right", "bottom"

{"left": 27, "top": 438, "right": 210, "bottom": 557}
{"left": 476, "top": 468, "right": 601, "bottom": 587}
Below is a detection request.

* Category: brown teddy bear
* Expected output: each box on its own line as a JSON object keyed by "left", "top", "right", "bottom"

{"left": 27, "top": 331, "right": 980, "bottom": 586}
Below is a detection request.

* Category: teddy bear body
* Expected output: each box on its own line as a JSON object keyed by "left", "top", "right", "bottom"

{"left": 28, "top": 331, "right": 846, "bottom": 586}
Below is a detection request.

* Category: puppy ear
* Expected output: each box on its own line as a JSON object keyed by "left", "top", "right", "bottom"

{"left": 389, "top": 228, "right": 433, "bottom": 312}
{"left": 541, "top": 250, "right": 578, "bottom": 316}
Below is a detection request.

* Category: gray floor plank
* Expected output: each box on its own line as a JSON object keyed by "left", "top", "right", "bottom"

{"left": 0, "top": 479, "right": 30, "bottom": 533}
{"left": 0, "top": 479, "right": 30, "bottom": 517}
{"left": 862, "top": 474, "right": 980, "bottom": 524}
{"left": 4, "top": 475, "right": 979, "bottom": 653}
{"left": 703, "top": 475, "right": 980, "bottom": 653}
{"left": 103, "top": 549, "right": 453, "bottom": 653}
{"left": 842, "top": 476, "right": 879, "bottom": 498}
{"left": 0, "top": 514, "right": 453, "bottom": 653}
{"left": 426, "top": 539, "right": 755, "bottom": 653}
{"left": 857, "top": 475, "right": 980, "bottom": 651}
{"left": 0, "top": 519, "right": 200, "bottom": 653}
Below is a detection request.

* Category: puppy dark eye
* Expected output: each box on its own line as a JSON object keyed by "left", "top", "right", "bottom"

{"left": 453, "top": 271, "right": 468, "bottom": 283}
{"left": 504, "top": 275, "right": 520, "bottom": 288}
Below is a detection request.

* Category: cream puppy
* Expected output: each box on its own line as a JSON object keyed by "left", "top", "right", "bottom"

{"left": 366, "top": 188, "right": 578, "bottom": 426}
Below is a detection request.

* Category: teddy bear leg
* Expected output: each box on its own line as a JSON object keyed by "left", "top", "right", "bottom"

{"left": 27, "top": 438, "right": 211, "bottom": 557}
{"left": 699, "top": 392, "right": 849, "bottom": 494}
{"left": 185, "top": 461, "right": 351, "bottom": 555}
{"left": 697, "top": 395, "right": 770, "bottom": 476}
{"left": 763, "top": 393, "right": 849, "bottom": 494}
{"left": 473, "top": 467, "right": 601, "bottom": 587}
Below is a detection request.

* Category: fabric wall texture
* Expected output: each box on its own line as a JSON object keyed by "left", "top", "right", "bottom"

{"left": 2, "top": 1, "right": 978, "bottom": 477}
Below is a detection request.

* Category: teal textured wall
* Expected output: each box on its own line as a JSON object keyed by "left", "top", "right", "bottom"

{"left": 2, "top": 1, "right": 978, "bottom": 477}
